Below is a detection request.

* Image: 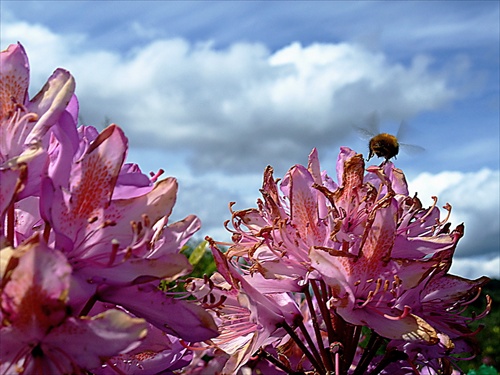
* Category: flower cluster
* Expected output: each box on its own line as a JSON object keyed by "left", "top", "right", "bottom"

{"left": 189, "top": 147, "right": 491, "bottom": 374}
{"left": 0, "top": 43, "right": 217, "bottom": 374}
{"left": 1, "top": 42, "right": 493, "bottom": 375}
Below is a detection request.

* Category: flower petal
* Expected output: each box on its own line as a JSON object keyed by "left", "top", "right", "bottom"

{"left": 43, "top": 309, "right": 147, "bottom": 371}
{"left": 26, "top": 68, "right": 76, "bottom": 143}
{"left": 1, "top": 235, "right": 71, "bottom": 330}
{"left": 99, "top": 283, "right": 219, "bottom": 342}
{"left": 0, "top": 43, "right": 29, "bottom": 119}
{"left": 0, "top": 164, "right": 27, "bottom": 217}
{"left": 78, "top": 254, "right": 192, "bottom": 286}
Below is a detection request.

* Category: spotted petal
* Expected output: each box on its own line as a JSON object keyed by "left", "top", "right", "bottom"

{"left": 0, "top": 43, "right": 29, "bottom": 119}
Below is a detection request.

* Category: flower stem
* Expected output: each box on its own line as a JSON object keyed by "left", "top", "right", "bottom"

{"left": 353, "top": 330, "right": 385, "bottom": 375}
{"left": 79, "top": 294, "right": 98, "bottom": 317}
{"left": 344, "top": 324, "right": 362, "bottom": 368}
{"left": 312, "top": 280, "right": 336, "bottom": 343}
{"left": 258, "top": 348, "right": 295, "bottom": 374}
{"left": 281, "top": 321, "right": 325, "bottom": 373}
{"left": 367, "top": 349, "right": 409, "bottom": 375}
{"left": 43, "top": 221, "right": 51, "bottom": 243}
{"left": 6, "top": 203, "right": 15, "bottom": 246}
{"left": 305, "top": 284, "right": 334, "bottom": 372}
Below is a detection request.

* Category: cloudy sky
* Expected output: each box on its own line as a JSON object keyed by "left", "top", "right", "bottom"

{"left": 1, "top": 1, "right": 498, "bottom": 279}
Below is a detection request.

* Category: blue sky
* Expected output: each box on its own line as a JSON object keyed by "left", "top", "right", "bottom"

{"left": 1, "top": 1, "right": 499, "bottom": 279}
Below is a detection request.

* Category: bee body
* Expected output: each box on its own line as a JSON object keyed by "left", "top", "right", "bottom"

{"left": 368, "top": 133, "right": 399, "bottom": 162}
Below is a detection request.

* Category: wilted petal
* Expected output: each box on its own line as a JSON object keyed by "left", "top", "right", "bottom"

{"left": 335, "top": 146, "right": 359, "bottom": 187}
{"left": 0, "top": 247, "right": 16, "bottom": 282}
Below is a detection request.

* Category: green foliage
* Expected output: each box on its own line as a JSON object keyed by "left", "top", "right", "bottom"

{"left": 181, "top": 239, "right": 218, "bottom": 278}
{"left": 158, "top": 239, "right": 218, "bottom": 293}
{"left": 188, "top": 240, "right": 208, "bottom": 267}
{"left": 460, "top": 279, "right": 500, "bottom": 373}
{"left": 467, "top": 364, "right": 498, "bottom": 375}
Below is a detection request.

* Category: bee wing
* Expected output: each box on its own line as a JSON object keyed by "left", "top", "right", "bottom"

{"left": 351, "top": 111, "right": 380, "bottom": 140}
{"left": 365, "top": 111, "right": 381, "bottom": 135}
{"left": 396, "top": 120, "right": 425, "bottom": 154}
{"left": 396, "top": 120, "right": 412, "bottom": 140}
{"left": 400, "top": 142, "right": 425, "bottom": 155}
{"left": 352, "top": 125, "right": 375, "bottom": 141}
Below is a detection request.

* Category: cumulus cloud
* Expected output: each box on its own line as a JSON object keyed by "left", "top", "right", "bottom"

{"left": 449, "top": 255, "right": 499, "bottom": 280}
{"left": 409, "top": 169, "right": 500, "bottom": 258}
{"left": 2, "top": 21, "right": 455, "bottom": 174}
{"left": 3, "top": 20, "right": 497, "bottom": 278}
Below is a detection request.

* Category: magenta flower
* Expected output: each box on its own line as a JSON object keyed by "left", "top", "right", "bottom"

{"left": 94, "top": 320, "right": 192, "bottom": 375}
{"left": 1, "top": 43, "right": 77, "bottom": 200}
{"left": 37, "top": 123, "right": 217, "bottom": 341}
{"left": 1, "top": 42, "right": 218, "bottom": 374}
{"left": 218, "top": 147, "right": 491, "bottom": 373}
{"left": 2, "top": 40, "right": 492, "bottom": 375}
{"left": 186, "top": 242, "right": 302, "bottom": 374}
{"left": 0, "top": 235, "right": 148, "bottom": 375}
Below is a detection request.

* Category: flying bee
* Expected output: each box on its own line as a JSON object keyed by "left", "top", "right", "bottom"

{"left": 354, "top": 111, "right": 424, "bottom": 163}
{"left": 367, "top": 132, "right": 399, "bottom": 162}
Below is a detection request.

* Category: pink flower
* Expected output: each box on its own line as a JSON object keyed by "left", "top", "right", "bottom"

{"left": 1, "top": 43, "right": 77, "bottom": 199}
{"left": 0, "top": 235, "right": 148, "bottom": 375}
{"left": 1, "top": 42, "right": 218, "bottom": 374}
{"left": 186, "top": 242, "right": 301, "bottom": 374}
{"left": 38, "top": 123, "right": 217, "bottom": 341}
{"left": 94, "top": 320, "right": 192, "bottom": 375}
{"left": 219, "top": 147, "right": 491, "bottom": 373}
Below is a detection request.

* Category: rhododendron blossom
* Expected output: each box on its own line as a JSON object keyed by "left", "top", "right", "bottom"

{"left": 1, "top": 43, "right": 217, "bottom": 374}
{"left": 1, "top": 41, "right": 493, "bottom": 375}
{"left": 186, "top": 244, "right": 302, "bottom": 374}
{"left": 203, "top": 147, "right": 491, "bottom": 374}
{"left": 0, "top": 236, "right": 148, "bottom": 374}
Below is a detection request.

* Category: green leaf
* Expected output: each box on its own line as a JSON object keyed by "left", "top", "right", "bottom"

{"left": 467, "top": 365, "right": 498, "bottom": 375}
{"left": 188, "top": 240, "right": 207, "bottom": 267}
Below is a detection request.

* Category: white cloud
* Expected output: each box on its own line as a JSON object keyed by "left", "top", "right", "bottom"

{"left": 409, "top": 169, "right": 500, "bottom": 259}
{"left": 2, "top": 21, "right": 455, "bottom": 175}
{"left": 3, "top": 20, "right": 497, "bottom": 279}
{"left": 449, "top": 255, "right": 500, "bottom": 280}
{"left": 129, "top": 21, "right": 164, "bottom": 40}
